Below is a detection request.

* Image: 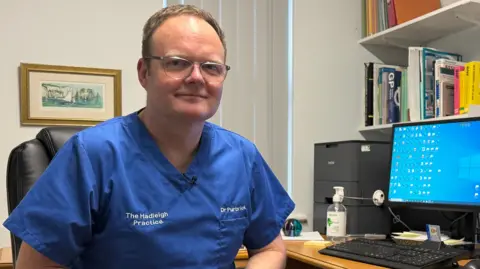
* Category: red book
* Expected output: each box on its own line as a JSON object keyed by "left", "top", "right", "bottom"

{"left": 387, "top": 0, "right": 397, "bottom": 28}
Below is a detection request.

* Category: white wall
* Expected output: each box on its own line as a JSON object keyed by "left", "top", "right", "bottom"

{"left": 290, "top": 0, "right": 375, "bottom": 230}
{"left": 428, "top": 28, "right": 480, "bottom": 62}
{"left": 0, "top": 2, "right": 157, "bottom": 247}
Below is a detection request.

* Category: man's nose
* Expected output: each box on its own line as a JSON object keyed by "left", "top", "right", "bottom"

{"left": 186, "top": 64, "right": 205, "bottom": 82}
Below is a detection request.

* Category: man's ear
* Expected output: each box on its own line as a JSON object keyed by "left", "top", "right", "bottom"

{"left": 137, "top": 58, "right": 149, "bottom": 89}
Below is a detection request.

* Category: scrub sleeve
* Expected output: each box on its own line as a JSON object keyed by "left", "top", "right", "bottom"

{"left": 243, "top": 146, "right": 295, "bottom": 250}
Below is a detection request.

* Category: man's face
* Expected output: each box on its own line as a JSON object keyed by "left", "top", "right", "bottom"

{"left": 137, "top": 15, "right": 226, "bottom": 122}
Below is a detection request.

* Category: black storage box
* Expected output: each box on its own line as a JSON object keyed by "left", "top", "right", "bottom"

{"left": 313, "top": 140, "right": 392, "bottom": 236}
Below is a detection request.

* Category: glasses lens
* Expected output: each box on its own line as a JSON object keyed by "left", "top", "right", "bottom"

{"left": 202, "top": 63, "right": 226, "bottom": 77}
{"left": 162, "top": 57, "right": 192, "bottom": 79}
{"left": 160, "top": 56, "right": 228, "bottom": 82}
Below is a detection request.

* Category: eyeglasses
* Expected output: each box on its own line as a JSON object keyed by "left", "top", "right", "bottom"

{"left": 145, "top": 55, "right": 230, "bottom": 83}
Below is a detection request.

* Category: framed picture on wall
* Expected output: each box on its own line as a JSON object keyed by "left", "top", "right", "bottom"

{"left": 19, "top": 62, "right": 122, "bottom": 126}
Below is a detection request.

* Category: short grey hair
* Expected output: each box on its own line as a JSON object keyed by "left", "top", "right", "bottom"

{"left": 142, "top": 4, "right": 227, "bottom": 59}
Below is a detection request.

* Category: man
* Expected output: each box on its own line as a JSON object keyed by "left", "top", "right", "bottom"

{"left": 4, "top": 4, "right": 295, "bottom": 269}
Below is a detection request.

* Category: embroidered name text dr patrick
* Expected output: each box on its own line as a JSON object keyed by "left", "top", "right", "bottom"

{"left": 221, "top": 205, "right": 247, "bottom": 213}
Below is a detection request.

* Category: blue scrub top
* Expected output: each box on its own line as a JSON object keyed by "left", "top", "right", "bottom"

{"left": 4, "top": 111, "right": 295, "bottom": 269}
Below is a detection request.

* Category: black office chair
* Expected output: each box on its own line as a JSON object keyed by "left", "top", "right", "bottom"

{"left": 6, "top": 126, "right": 85, "bottom": 265}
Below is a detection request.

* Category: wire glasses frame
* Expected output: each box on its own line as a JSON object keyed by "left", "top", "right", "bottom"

{"left": 145, "top": 55, "right": 231, "bottom": 83}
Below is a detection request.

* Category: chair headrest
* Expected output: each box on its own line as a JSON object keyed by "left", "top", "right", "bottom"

{"left": 36, "top": 126, "right": 86, "bottom": 158}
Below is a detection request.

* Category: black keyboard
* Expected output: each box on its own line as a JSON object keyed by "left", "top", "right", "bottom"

{"left": 319, "top": 238, "right": 470, "bottom": 269}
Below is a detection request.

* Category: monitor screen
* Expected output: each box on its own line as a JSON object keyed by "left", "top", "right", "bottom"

{"left": 388, "top": 117, "right": 480, "bottom": 207}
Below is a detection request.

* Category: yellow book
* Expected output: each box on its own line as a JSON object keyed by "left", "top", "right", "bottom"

{"left": 460, "top": 70, "right": 466, "bottom": 114}
{"left": 464, "top": 63, "right": 472, "bottom": 113}
{"left": 472, "top": 62, "right": 480, "bottom": 104}
{"left": 303, "top": 240, "right": 333, "bottom": 248}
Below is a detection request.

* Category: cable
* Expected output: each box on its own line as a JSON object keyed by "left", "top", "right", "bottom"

{"left": 449, "top": 212, "right": 468, "bottom": 230}
{"left": 342, "top": 194, "right": 383, "bottom": 202}
{"left": 342, "top": 196, "right": 370, "bottom": 201}
{"left": 343, "top": 193, "right": 413, "bottom": 232}
{"left": 388, "top": 207, "right": 412, "bottom": 231}
{"left": 439, "top": 211, "right": 455, "bottom": 222}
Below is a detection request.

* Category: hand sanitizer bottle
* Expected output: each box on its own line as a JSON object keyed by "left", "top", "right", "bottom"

{"left": 326, "top": 186, "right": 347, "bottom": 243}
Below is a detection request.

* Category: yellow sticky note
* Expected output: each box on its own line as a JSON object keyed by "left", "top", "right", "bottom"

{"left": 304, "top": 240, "right": 333, "bottom": 247}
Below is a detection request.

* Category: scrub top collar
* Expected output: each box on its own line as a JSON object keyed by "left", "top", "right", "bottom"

{"left": 124, "top": 108, "right": 214, "bottom": 193}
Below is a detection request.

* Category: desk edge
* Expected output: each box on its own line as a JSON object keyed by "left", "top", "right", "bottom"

{"left": 286, "top": 248, "right": 343, "bottom": 269}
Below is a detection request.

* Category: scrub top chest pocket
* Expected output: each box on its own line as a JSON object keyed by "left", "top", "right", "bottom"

{"left": 217, "top": 205, "right": 250, "bottom": 266}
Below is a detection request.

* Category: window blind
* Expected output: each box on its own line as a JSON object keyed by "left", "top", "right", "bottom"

{"left": 165, "top": 0, "right": 291, "bottom": 189}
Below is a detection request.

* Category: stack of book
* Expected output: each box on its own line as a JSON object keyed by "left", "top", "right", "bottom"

{"left": 363, "top": 47, "right": 480, "bottom": 127}
{"left": 362, "top": 0, "right": 442, "bottom": 38}
{"left": 454, "top": 61, "right": 480, "bottom": 115}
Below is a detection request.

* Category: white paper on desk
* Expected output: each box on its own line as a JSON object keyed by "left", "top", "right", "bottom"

{"left": 281, "top": 231, "right": 324, "bottom": 241}
{"left": 391, "top": 231, "right": 449, "bottom": 242}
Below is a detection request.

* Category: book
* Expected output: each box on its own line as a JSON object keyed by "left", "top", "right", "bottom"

{"left": 433, "top": 59, "right": 464, "bottom": 117}
{"left": 421, "top": 47, "right": 462, "bottom": 119}
{"left": 361, "top": 0, "right": 442, "bottom": 38}
{"left": 363, "top": 48, "right": 480, "bottom": 127}
{"left": 363, "top": 62, "right": 406, "bottom": 126}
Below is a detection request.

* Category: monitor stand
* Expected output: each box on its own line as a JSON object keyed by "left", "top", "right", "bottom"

{"left": 462, "top": 212, "right": 477, "bottom": 246}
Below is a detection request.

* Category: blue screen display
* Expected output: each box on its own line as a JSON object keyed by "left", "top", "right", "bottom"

{"left": 388, "top": 118, "right": 480, "bottom": 207}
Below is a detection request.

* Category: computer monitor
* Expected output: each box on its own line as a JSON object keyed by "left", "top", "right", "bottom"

{"left": 387, "top": 116, "right": 480, "bottom": 211}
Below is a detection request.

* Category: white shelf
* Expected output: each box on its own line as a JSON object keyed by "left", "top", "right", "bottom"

{"left": 359, "top": 0, "right": 480, "bottom": 64}
{"left": 359, "top": 114, "right": 471, "bottom": 134}
{"left": 359, "top": 123, "right": 394, "bottom": 133}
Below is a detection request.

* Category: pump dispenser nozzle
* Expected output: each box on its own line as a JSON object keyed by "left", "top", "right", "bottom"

{"left": 333, "top": 186, "right": 344, "bottom": 203}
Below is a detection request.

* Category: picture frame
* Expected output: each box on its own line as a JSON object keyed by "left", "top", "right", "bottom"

{"left": 20, "top": 62, "right": 122, "bottom": 126}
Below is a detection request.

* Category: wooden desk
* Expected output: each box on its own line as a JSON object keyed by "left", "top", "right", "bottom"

{"left": 284, "top": 241, "right": 385, "bottom": 269}
{"left": 0, "top": 243, "right": 471, "bottom": 269}
{"left": 0, "top": 247, "right": 13, "bottom": 269}
{"left": 234, "top": 241, "right": 384, "bottom": 269}
{"left": 235, "top": 248, "right": 249, "bottom": 268}
{"left": 235, "top": 241, "right": 472, "bottom": 269}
